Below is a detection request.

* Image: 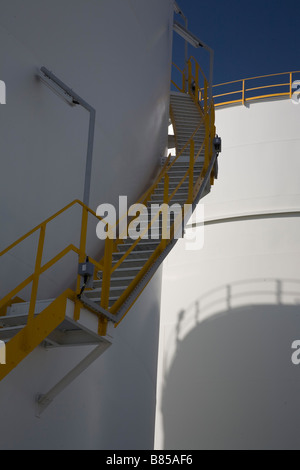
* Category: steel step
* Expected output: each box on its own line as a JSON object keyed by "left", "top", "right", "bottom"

{"left": 152, "top": 195, "right": 188, "bottom": 203}
{"left": 0, "top": 325, "right": 25, "bottom": 342}
{"left": 112, "top": 257, "right": 149, "bottom": 269}
{"left": 116, "top": 240, "right": 160, "bottom": 252}
{"left": 93, "top": 276, "right": 135, "bottom": 289}
{"left": 84, "top": 285, "right": 128, "bottom": 300}
{"left": 176, "top": 136, "right": 205, "bottom": 143}
{"left": 121, "top": 239, "right": 160, "bottom": 247}
{"left": 170, "top": 99, "right": 195, "bottom": 106}
{"left": 166, "top": 175, "right": 199, "bottom": 182}
{"left": 109, "top": 266, "right": 143, "bottom": 278}
{"left": 171, "top": 110, "right": 200, "bottom": 117}
{"left": 176, "top": 133, "right": 205, "bottom": 140}
{"left": 167, "top": 162, "right": 203, "bottom": 170}
{"left": 166, "top": 161, "right": 203, "bottom": 167}
{"left": 86, "top": 295, "right": 120, "bottom": 304}
{"left": 112, "top": 249, "right": 155, "bottom": 260}
{"left": 166, "top": 167, "right": 203, "bottom": 177}
{"left": 173, "top": 119, "right": 203, "bottom": 126}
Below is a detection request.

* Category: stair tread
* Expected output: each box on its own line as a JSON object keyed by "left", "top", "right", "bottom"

{"left": 85, "top": 295, "right": 120, "bottom": 303}
{"left": 114, "top": 249, "right": 155, "bottom": 255}
{"left": 0, "top": 313, "right": 30, "bottom": 327}
{"left": 87, "top": 285, "right": 130, "bottom": 293}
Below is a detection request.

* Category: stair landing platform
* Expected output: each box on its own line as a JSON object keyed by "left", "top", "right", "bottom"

{"left": 0, "top": 298, "right": 114, "bottom": 349}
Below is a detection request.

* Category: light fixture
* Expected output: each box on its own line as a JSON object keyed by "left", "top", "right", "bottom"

{"left": 173, "top": 21, "right": 204, "bottom": 48}
{"left": 38, "top": 70, "right": 77, "bottom": 107}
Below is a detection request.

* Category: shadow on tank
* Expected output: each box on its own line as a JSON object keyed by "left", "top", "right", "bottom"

{"left": 160, "top": 279, "right": 300, "bottom": 450}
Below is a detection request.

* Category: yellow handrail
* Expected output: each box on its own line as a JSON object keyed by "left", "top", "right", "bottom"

{"left": 210, "top": 71, "right": 300, "bottom": 107}
{"left": 102, "top": 118, "right": 206, "bottom": 274}
{"left": 1, "top": 56, "right": 216, "bottom": 337}
{"left": 0, "top": 200, "right": 106, "bottom": 331}
{"left": 171, "top": 62, "right": 185, "bottom": 93}
{"left": 0, "top": 199, "right": 104, "bottom": 258}
{"left": 172, "top": 56, "right": 212, "bottom": 113}
{"left": 103, "top": 57, "right": 216, "bottom": 318}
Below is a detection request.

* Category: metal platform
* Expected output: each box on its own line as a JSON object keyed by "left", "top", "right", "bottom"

{"left": 0, "top": 298, "right": 113, "bottom": 348}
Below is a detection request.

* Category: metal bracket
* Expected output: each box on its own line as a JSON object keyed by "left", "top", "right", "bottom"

{"left": 38, "top": 67, "right": 96, "bottom": 207}
{"left": 35, "top": 340, "right": 111, "bottom": 417}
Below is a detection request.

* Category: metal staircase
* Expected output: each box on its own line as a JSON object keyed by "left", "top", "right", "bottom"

{"left": 0, "top": 56, "right": 220, "bottom": 409}
{"left": 80, "top": 91, "right": 211, "bottom": 315}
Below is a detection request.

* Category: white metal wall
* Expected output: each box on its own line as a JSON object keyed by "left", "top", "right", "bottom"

{"left": 155, "top": 97, "right": 300, "bottom": 450}
{"left": 0, "top": 0, "right": 173, "bottom": 300}
{"left": 0, "top": 0, "right": 174, "bottom": 450}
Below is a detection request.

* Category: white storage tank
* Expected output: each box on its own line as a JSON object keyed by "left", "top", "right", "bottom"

{"left": 156, "top": 88, "right": 300, "bottom": 450}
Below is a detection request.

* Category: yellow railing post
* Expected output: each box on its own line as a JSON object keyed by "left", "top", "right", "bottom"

{"left": 242, "top": 79, "right": 245, "bottom": 105}
{"left": 188, "top": 139, "right": 195, "bottom": 204}
{"left": 24, "top": 223, "right": 46, "bottom": 350}
{"left": 290, "top": 72, "right": 293, "bottom": 98}
{"left": 101, "top": 225, "right": 113, "bottom": 311}
{"left": 99, "top": 225, "right": 114, "bottom": 336}
{"left": 203, "top": 79, "right": 208, "bottom": 114}
{"left": 171, "top": 62, "right": 186, "bottom": 93}
{"left": 182, "top": 70, "right": 186, "bottom": 93}
{"left": 188, "top": 60, "right": 192, "bottom": 95}
{"left": 74, "top": 206, "right": 89, "bottom": 321}
{"left": 195, "top": 62, "right": 200, "bottom": 104}
{"left": 80, "top": 206, "right": 88, "bottom": 259}
{"left": 28, "top": 224, "right": 46, "bottom": 323}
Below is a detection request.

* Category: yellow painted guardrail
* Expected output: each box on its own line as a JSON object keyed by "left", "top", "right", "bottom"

{"left": 172, "top": 55, "right": 212, "bottom": 106}
{"left": 0, "top": 200, "right": 107, "bottom": 333}
{"left": 212, "top": 71, "right": 300, "bottom": 107}
{"left": 0, "top": 56, "right": 216, "bottom": 337}
{"left": 101, "top": 57, "right": 216, "bottom": 326}
{"left": 172, "top": 65, "right": 300, "bottom": 107}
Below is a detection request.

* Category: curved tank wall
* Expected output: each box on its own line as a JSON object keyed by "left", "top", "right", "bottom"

{"left": 155, "top": 97, "right": 300, "bottom": 450}
{"left": 0, "top": 269, "right": 163, "bottom": 450}
{"left": 0, "top": 0, "right": 174, "bottom": 450}
{"left": 0, "top": 0, "right": 173, "bottom": 300}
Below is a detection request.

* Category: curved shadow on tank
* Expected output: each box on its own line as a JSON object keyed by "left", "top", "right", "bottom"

{"left": 161, "top": 279, "right": 300, "bottom": 450}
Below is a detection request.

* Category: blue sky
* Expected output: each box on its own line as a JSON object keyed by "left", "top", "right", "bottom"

{"left": 173, "top": 0, "right": 300, "bottom": 85}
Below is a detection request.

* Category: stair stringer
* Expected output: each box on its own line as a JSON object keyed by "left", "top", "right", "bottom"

{"left": 114, "top": 141, "right": 218, "bottom": 324}
{"left": 81, "top": 140, "right": 218, "bottom": 326}
{"left": 79, "top": 91, "right": 217, "bottom": 325}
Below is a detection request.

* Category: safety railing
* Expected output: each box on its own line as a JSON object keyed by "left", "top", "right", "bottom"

{"left": 171, "top": 62, "right": 186, "bottom": 93}
{"left": 0, "top": 200, "right": 107, "bottom": 332}
{"left": 172, "top": 66, "right": 300, "bottom": 108}
{"left": 0, "top": 56, "right": 216, "bottom": 335}
{"left": 101, "top": 56, "right": 216, "bottom": 323}
{"left": 212, "top": 71, "right": 300, "bottom": 107}
{"left": 171, "top": 56, "right": 214, "bottom": 109}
